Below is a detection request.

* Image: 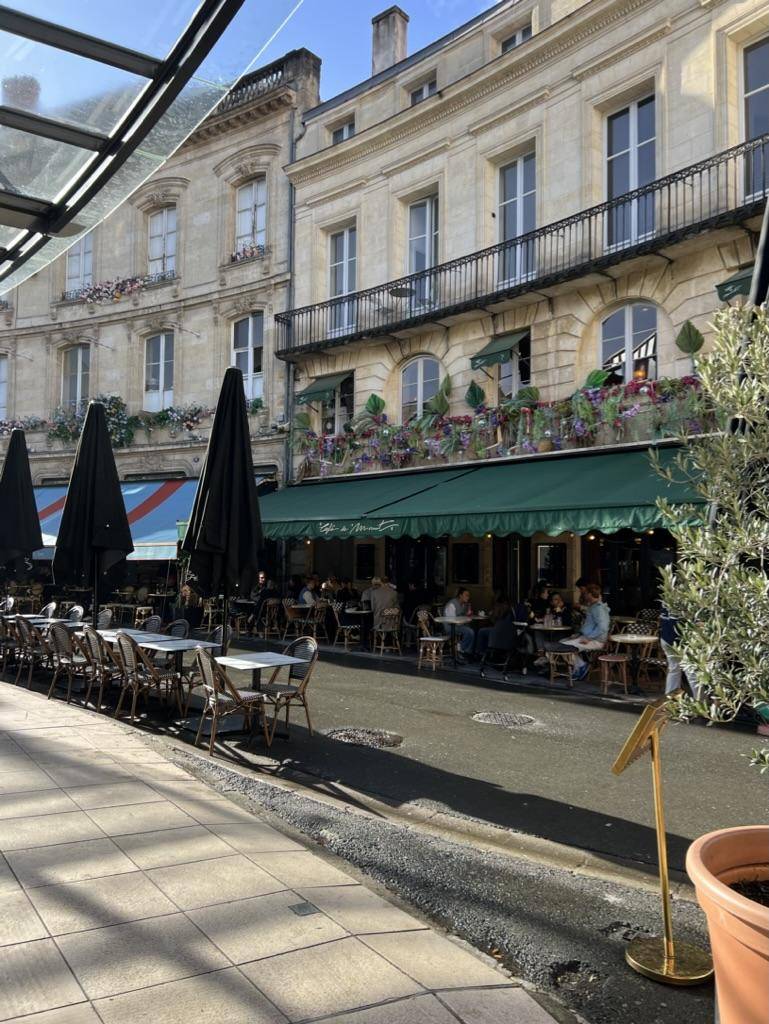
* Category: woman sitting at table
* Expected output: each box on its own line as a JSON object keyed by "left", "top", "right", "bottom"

{"left": 547, "top": 592, "right": 573, "bottom": 628}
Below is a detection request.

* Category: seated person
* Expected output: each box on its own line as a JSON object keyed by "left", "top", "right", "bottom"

{"left": 542, "top": 583, "right": 610, "bottom": 681}
{"left": 298, "top": 578, "right": 318, "bottom": 606}
{"left": 371, "top": 577, "right": 399, "bottom": 627}
{"left": 547, "top": 592, "right": 573, "bottom": 627}
{"left": 530, "top": 582, "right": 551, "bottom": 621}
{"left": 443, "top": 588, "right": 475, "bottom": 661}
{"left": 476, "top": 598, "right": 512, "bottom": 657}
{"left": 336, "top": 578, "right": 359, "bottom": 605}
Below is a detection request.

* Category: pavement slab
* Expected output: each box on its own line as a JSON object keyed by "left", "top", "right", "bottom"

{"left": 0, "top": 682, "right": 563, "bottom": 1024}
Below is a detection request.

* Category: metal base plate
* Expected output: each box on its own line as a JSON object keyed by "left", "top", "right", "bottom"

{"left": 625, "top": 937, "right": 714, "bottom": 986}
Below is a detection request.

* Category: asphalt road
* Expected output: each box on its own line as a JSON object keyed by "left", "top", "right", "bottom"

{"left": 217, "top": 650, "right": 765, "bottom": 874}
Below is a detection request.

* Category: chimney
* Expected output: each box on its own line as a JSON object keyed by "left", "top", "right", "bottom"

{"left": 2, "top": 75, "right": 40, "bottom": 111}
{"left": 371, "top": 6, "right": 409, "bottom": 76}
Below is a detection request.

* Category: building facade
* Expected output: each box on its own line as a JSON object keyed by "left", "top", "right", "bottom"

{"left": 270, "top": 0, "right": 769, "bottom": 610}
{"left": 0, "top": 49, "right": 320, "bottom": 490}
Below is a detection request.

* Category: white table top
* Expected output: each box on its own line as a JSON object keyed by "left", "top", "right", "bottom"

{"left": 433, "top": 616, "right": 471, "bottom": 625}
{"left": 99, "top": 629, "right": 168, "bottom": 642}
{"left": 216, "top": 652, "right": 306, "bottom": 671}
{"left": 610, "top": 633, "right": 658, "bottom": 644}
{"left": 530, "top": 623, "right": 571, "bottom": 631}
{"left": 138, "top": 639, "right": 218, "bottom": 653}
{"left": 344, "top": 608, "right": 372, "bottom": 615}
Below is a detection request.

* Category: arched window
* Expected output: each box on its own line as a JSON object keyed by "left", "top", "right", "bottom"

{"left": 601, "top": 303, "right": 657, "bottom": 384}
{"left": 236, "top": 179, "right": 267, "bottom": 254}
{"left": 148, "top": 206, "right": 176, "bottom": 277}
{"left": 232, "top": 313, "right": 264, "bottom": 401}
{"left": 401, "top": 356, "right": 440, "bottom": 422}
{"left": 144, "top": 332, "right": 174, "bottom": 412}
{"left": 61, "top": 344, "right": 90, "bottom": 409}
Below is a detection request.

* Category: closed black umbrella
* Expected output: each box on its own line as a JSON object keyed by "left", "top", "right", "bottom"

{"left": 0, "top": 429, "right": 43, "bottom": 586}
{"left": 182, "top": 367, "right": 262, "bottom": 653}
{"left": 750, "top": 198, "right": 769, "bottom": 306}
{"left": 52, "top": 402, "right": 133, "bottom": 623}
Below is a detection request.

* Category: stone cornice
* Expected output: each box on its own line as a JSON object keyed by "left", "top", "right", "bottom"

{"left": 467, "top": 88, "right": 550, "bottom": 137}
{"left": 287, "top": 0, "right": 655, "bottom": 187}
{"left": 570, "top": 19, "right": 672, "bottom": 80}
{"left": 187, "top": 89, "right": 295, "bottom": 144}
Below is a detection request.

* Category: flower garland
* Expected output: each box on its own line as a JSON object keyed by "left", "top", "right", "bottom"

{"left": 230, "top": 243, "right": 266, "bottom": 263}
{"left": 0, "top": 416, "right": 45, "bottom": 437}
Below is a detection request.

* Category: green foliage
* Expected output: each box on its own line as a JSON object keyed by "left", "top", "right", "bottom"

{"left": 247, "top": 398, "right": 264, "bottom": 414}
{"left": 292, "top": 410, "right": 312, "bottom": 431}
{"left": 365, "top": 394, "right": 386, "bottom": 417}
{"left": 675, "top": 320, "right": 705, "bottom": 356}
{"left": 585, "top": 369, "right": 611, "bottom": 388}
{"left": 418, "top": 375, "right": 452, "bottom": 427}
{"left": 465, "top": 380, "right": 486, "bottom": 411}
{"left": 48, "top": 394, "right": 140, "bottom": 449}
{"left": 656, "top": 306, "right": 769, "bottom": 768}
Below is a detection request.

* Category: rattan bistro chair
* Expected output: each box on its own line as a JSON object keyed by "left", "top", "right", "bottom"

{"left": 39, "top": 601, "right": 57, "bottom": 619}
{"left": 47, "top": 623, "right": 89, "bottom": 702}
{"left": 67, "top": 605, "right": 84, "bottom": 623}
{"left": 261, "top": 636, "right": 318, "bottom": 743}
{"left": 372, "top": 607, "right": 402, "bottom": 655}
{"left": 416, "top": 609, "right": 448, "bottom": 671}
{"left": 113, "top": 633, "right": 156, "bottom": 723}
{"left": 139, "top": 614, "right": 162, "bottom": 633}
{"left": 259, "top": 598, "right": 282, "bottom": 639}
{"left": 193, "top": 647, "right": 271, "bottom": 756}
{"left": 81, "top": 626, "right": 123, "bottom": 710}
{"left": 330, "top": 601, "right": 360, "bottom": 651}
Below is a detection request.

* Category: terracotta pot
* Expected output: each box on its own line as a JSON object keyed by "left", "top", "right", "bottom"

{"left": 686, "top": 825, "right": 769, "bottom": 1024}
{"left": 537, "top": 438, "right": 554, "bottom": 453}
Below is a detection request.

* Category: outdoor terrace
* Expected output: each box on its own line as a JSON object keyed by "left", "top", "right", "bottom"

{"left": 276, "top": 134, "right": 769, "bottom": 357}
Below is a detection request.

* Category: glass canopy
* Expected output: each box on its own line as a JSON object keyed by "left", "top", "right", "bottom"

{"left": 0, "top": 0, "right": 301, "bottom": 292}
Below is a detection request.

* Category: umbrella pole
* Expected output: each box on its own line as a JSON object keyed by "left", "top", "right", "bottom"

{"left": 222, "top": 584, "right": 230, "bottom": 655}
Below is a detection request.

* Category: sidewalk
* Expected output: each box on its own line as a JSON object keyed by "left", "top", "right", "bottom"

{"left": 0, "top": 683, "right": 561, "bottom": 1024}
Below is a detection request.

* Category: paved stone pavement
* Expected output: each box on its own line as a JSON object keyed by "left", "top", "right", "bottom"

{"left": 0, "top": 683, "right": 563, "bottom": 1024}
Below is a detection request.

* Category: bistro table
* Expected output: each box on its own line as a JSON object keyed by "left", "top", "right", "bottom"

{"left": 215, "top": 651, "right": 308, "bottom": 741}
{"left": 343, "top": 607, "right": 372, "bottom": 647}
{"left": 609, "top": 633, "right": 658, "bottom": 692}
{"left": 433, "top": 615, "right": 472, "bottom": 667}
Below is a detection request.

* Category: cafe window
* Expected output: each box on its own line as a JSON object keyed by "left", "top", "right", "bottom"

{"left": 401, "top": 356, "right": 440, "bottom": 422}
{"left": 601, "top": 303, "right": 657, "bottom": 384}
{"left": 232, "top": 313, "right": 264, "bottom": 401}
{"left": 499, "top": 335, "right": 532, "bottom": 401}
{"left": 452, "top": 543, "right": 480, "bottom": 585}
{"left": 61, "top": 344, "right": 90, "bottom": 410}
{"left": 321, "top": 374, "right": 354, "bottom": 434}
{"left": 355, "top": 543, "right": 376, "bottom": 580}
{"left": 143, "top": 332, "right": 174, "bottom": 412}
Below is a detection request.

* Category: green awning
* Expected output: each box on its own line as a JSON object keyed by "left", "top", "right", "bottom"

{"left": 260, "top": 468, "right": 473, "bottom": 540}
{"left": 260, "top": 448, "right": 702, "bottom": 540}
{"left": 471, "top": 330, "right": 528, "bottom": 370}
{"left": 716, "top": 265, "right": 753, "bottom": 302}
{"left": 295, "top": 372, "right": 351, "bottom": 406}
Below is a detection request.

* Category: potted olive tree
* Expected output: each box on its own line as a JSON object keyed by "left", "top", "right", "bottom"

{"left": 655, "top": 305, "right": 769, "bottom": 1024}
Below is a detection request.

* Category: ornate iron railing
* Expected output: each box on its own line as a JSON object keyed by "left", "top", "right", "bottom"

{"left": 276, "top": 134, "right": 769, "bottom": 356}
{"left": 215, "top": 62, "right": 286, "bottom": 115}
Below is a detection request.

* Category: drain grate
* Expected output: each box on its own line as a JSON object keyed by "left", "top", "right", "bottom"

{"left": 324, "top": 727, "right": 403, "bottom": 749}
{"left": 288, "top": 902, "right": 322, "bottom": 917}
{"left": 472, "top": 711, "right": 535, "bottom": 727}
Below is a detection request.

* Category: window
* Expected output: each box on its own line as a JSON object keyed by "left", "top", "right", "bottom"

{"left": 601, "top": 304, "right": 657, "bottom": 384}
{"left": 744, "top": 38, "right": 769, "bottom": 198}
{"left": 61, "top": 344, "right": 90, "bottom": 409}
{"left": 332, "top": 119, "right": 355, "bottom": 145}
{"left": 408, "top": 195, "right": 439, "bottom": 305}
{"left": 410, "top": 78, "right": 437, "bottom": 106}
{"left": 605, "top": 95, "right": 655, "bottom": 249}
{"left": 0, "top": 354, "right": 7, "bottom": 419}
{"left": 536, "top": 543, "right": 567, "bottom": 588}
{"left": 232, "top": 313, "right": 264, "bottom": 401}
{"left": 355, "top": 543, "right": 376, "bottom": 581}
{"left": 401, "top": 356, "right": 440, "bottom": 422}
{"left": 148, "top": 206, "right": 176, "bottom": 276}
{"left": 329, "top": 226, "right": 357, "bottom": 335}
{"left": 498, "top": 153, "right": 536, "bottom": 284}
{"left": 501, "top": 23, "right": 532, "bottom": 53}
{"left": 236, "top": 179, "right": 267, "bottom": 254}
{"left": 452, "top": 543, "right": 480, "bottom": 585}
{"left": 65, "top": 232, "right": 93, "bottom": 293}
{"left": 499, "top": 334, "right": 532, "bottom": 401}
{"left": 143, "top": 332, "right": 174, "bottom": 412}
{"left": 321, "top": 374, "right": 354, "bottom": 434}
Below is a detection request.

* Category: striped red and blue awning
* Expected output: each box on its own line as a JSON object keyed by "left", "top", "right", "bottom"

{"left": 35, "top": 480, "right": 199, "bottom": 561}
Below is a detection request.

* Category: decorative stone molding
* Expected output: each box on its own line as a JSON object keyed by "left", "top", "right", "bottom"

{"left": 213, "top": 144, "right": 282, "bottom": 185}
{"left": 129, "top": 176, "right": 190, "bottom": 212}
{"left": 468, "top": 89, "right": 551, "bottom": 137}
{"left": 570, "top": 21, "right": 672, "bottom": 80}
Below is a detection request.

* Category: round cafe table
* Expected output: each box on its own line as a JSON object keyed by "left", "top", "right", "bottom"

{"left": 609, "top": 633, "right": 658, "bottom": 690}
{"left": 344, "top": 608, "right": 372, "bottom": 646}
{"left": 433, "top": 615, "right": 471, "bottom": 667}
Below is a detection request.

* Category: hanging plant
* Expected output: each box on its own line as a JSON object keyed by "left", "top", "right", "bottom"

{"left": 584, "top": 368, "right": 612, "bottom": 389}
{"left": 465, "top": 380, "right": 486, "bottom": 412}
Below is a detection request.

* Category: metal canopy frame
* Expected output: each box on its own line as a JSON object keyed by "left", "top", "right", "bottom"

{"left": 0, "top": 0, "right": 246, "bottom": 284}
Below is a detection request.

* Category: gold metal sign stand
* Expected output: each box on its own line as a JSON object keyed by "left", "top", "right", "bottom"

{"left": 612, "top": 702, "right": 713, "bottom": 985}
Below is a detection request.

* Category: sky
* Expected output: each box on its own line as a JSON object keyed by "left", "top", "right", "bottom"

{"left": 261, "top": 0, "right": 493, "bottom": 101}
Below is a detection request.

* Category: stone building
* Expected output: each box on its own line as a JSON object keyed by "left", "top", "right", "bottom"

{"left": 0, "top": 49, "right": 320, "bottom": 497}
{"left": 265, "top": 0, "right": 769, "bottom": 611}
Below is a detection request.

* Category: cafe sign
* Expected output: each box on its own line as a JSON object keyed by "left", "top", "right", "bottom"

{"left": 318, "top": 518, "right": 400, "bottom": 537}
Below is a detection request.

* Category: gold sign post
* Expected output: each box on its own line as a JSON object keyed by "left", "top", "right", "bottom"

{"left": 612, "top": 702, "right": 713, "bottom": 985}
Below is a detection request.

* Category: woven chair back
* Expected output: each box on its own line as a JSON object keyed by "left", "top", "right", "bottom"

{"left": 67, "top": 605, "right": 84, "bottom": 622}
{"left": 141, "top": 615, "right": 162, "bottom": 633}
{"left": 167, "top": 619, "right": 190, "bottom": 638}
{"left": 40, "top": 601, "right": 57, "bottom": 618}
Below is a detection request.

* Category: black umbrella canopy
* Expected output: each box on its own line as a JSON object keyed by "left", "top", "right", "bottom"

{"left": 0, "top": 429, "right": 43, "bottom": 569}
{"left": 52, "top": 402, "right": 133, "bottom": 592}
{"left": 182, "top": 367, "right": 262, "bottom": 598}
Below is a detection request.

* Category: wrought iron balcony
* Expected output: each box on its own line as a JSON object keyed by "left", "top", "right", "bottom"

{"left": 276, "top": 134, "right": 769, "bottom": 357}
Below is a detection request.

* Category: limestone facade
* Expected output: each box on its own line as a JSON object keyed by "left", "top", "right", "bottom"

{"left": 0, "top": 49, "right": 320, "bottom": 485}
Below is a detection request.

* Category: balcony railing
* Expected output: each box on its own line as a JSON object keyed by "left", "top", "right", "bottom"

{"left": 276, "top": 133, "right": 769, "bottom": 356}
{"left": 61, "top": 269, "right": 176, "bottom": 304}
{"left": 214, "top": 59, "right": 287, "bottom": 116}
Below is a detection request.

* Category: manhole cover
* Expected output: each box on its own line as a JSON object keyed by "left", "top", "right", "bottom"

{"left": 472, "top": 712, "right": 535, "bottom": 727}
{"left": 324, "top": 727, "right": 403, "bottom": 748}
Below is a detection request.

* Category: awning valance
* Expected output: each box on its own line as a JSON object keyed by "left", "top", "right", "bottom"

{"left": 295, "top": 372, "right": 351, "bottom": 406}
{"left": 260, "top": 448, "right": 701, "bottom": 541}
{"left": 35, "top": 479, "right": 199, "bottom": 560}
{"left": 470, "top": 330, "right": 528, "bottom": 370}
{"left": 716, "top": 265, "right": 753, "bottom": 302}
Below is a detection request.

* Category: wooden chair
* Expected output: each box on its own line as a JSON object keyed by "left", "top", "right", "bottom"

{"left": 282, "top": 600, "right": 310, "bottom": 641}
{"left": 402, "top": 605, "right": 431, "bottom": 649}
{"left": 306, "top": 601, "right": 330, "bottom": 642}
{"left": 259, "top": 598, "right": 282, "bottom": 640}
{"left": 0, "top": 618, "right": 16, "bottom": 675}
{"left": 47, "top": 623, "right": 89, "bottom": 702}
{"left": 330, "top": 601, "right": 360, "bottom": 651}
{"left": 113, "top": 633, "right": 155, "bottom": 723}
{"left": 139, "top": 614, "right": 162, "bottom": 633}
{"left": 15, "top": 621, "right": 51, "bottom": 688}
{"left": 546, "top": 650, "right": 575, "bottom": 688}
{"left": 81, "top": 626, "right": 123, "bottom": 711}
{"left": 166, "top": 618, "right": 190, "bottom": 638}
{"left": 193, "top": 647, "right": 270, "bottom": 756}
{"left": 262, "top": 636, "right": 318, "bottom": 743}
{"left": 96, "top": 608, "right": 113, "bottom": 628}
{"left": 416, "top": 609, "right": 447, "bottom": 671}
{"left": 598, "top": 652, "right": 630, "bottom": 695}
{"left": 372, "top": 607, "right": 402, "bottom": 655}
